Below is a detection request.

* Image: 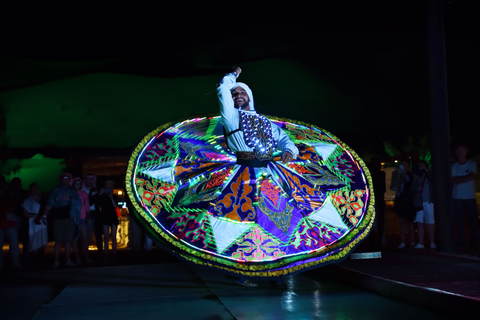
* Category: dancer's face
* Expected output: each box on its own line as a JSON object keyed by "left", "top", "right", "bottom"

{"left": 231, "top": 87, "right": 250, "bottom": 110}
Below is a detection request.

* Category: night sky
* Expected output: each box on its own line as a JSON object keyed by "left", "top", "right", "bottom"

{"left": 1, "top": 2, "right": 479, "bottom": 163}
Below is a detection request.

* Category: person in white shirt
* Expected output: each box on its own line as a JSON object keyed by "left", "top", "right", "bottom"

{"left": 451, "top": 144, "right": 479, "bottom": 251}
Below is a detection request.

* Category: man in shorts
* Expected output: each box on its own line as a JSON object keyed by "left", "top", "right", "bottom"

{"left": 43, "top": 173, "right": 81, "bottom": 268}
{"left": 412, "top": 161, "right": 435, "bottom": 249}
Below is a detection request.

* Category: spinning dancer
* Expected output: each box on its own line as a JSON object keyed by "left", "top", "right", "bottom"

{"left": 219, "top": 67, "right": 298, "bottom": 166}
{"left": 218, "top": 67, "right": 300, "bottom": 287}
{"left": 126, "top": 67, "right": 375, "bottom": 286}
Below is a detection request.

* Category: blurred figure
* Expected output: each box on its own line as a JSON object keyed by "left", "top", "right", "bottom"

{"left": 97, "top": 180, "right": 119, "bottom": 264}
{"left": 411, "top": 161, "right": 435, "bottom": 249}
{"left": 0, "top": 185, "right": 23, "bottom": 271}
{"left": 72, "top": 177, "right": 92, "bottom": 265}
{"left": 0, "top": 175, "right": 6, "bottom": 198}
{"left": 10, "top": 177, "right": 27, "bottom": 253}
{"left": 368, "top": 157, "right": 386, "bottom": 250}
{"left": 11, "top": 177, "right": 27, "bottom": 220}
{"left": 391, "top": 159, "right": 415, "bottom": 249}
{"left": 43, "top": 173, "right": 81, "bottom": 269}
{"left": 451, "top": 144, "right": 479, "bottom": 253}
{"left": 82, "top": 174, "right": 102, "bottom": 257}
{"left": 21, "top": 183, "right": 48, "bottom": 268}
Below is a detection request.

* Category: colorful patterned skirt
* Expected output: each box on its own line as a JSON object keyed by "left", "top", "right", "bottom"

{"left": 126, "top": 116, "right": 375, "bottom": 278}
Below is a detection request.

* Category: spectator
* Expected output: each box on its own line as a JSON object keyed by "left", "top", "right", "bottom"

{"left": 97, "top": 180, "right": 119, "bottom": 264}
{"left": 391, "top": 160, "right": 416, "bottom": 249}
{"left": 82, "top": 174, "right": 102, "bottom": 258}
{"left": 11, "top": 177, "right": 27, "bottom": 220}
{"left": 411, "top": 161, "right": 435, "bottom": 249}
{"left": 43, "top": 173, "right": 81, "bottom": 268}
{"left": 72, "top": 177, "right": 93, "bottom": 265}
{"left": 0, "top": 185, "right": 23, "bottom": 271}
{"left": 21, "top": 183, "right": 48, "bottom": 268}
{"left": 10, "top": 177, "right": 27, "bottom": 253}
{"left": 368, "top": 157, "right": 386, "bottom": 250}
{"left": 0, "top": 175, "right": 6, "bottom": 198}
{"left": 451, "top": 144, "right": 479, "bottom": 253}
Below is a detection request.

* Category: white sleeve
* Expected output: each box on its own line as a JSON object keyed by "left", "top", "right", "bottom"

{"left": 273, "top": 123, "right": 299, "bottom": 157}
{"left": 21, "top": 198, "right": 41, "bottom": 214}
{"left": 217, "top": 72, "right": 239, "bottom": 131}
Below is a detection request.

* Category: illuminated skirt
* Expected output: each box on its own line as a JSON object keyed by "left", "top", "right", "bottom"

{"left": 126, "top": 116, "right": 375, "bottom": 278}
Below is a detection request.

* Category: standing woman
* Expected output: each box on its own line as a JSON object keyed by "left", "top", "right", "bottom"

{"left": 97, "top": 180, "right": 118, "bottom": 264}
{"left": 72, "top": 178, "right": 91, "bottom": 264}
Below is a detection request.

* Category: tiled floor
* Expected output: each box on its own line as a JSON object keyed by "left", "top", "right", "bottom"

{"left": 1, "top": 261, "right": 450, "bottom": 320}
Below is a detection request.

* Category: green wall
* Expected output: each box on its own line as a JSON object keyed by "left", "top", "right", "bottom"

{"left": 1, "top": 59, "right": 358, "bottom": 150}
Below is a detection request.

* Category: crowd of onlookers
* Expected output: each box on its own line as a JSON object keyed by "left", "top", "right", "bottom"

{"left": 370, "top": 144, "right": 480, "bottom": 254}
{"left": 2, "top": 144, "right": 480, "bottom": 271}
{"left": 0, "top": 173, "right": 122, "bottom": 271}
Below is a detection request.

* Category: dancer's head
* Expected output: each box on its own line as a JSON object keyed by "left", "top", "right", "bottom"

{"left": 231, "top": 83, "right": 254, "bottom": 111}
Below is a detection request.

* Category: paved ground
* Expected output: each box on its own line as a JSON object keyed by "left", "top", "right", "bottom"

{"left": 1, "top": 202, "right": 480, "bottom": 319}
{"left": 328, "top": 249, "right": 480, "bottom": 318}
{"left": 1, "top": 243, "right": 479, "bottom": 320}
{"left": 0, "top": 250, "right": 469, "bottom": 320}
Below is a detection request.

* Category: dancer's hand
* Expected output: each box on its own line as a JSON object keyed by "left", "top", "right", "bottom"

{"left": 233, "top": 66, "right": 242, "bottom": 76}
{"left": 281, "top": 151, "right": 294, "bottom": 164}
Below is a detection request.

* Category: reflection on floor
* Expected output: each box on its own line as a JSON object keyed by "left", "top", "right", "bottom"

{"left": 1, "top": 261, "right": 449, "bottom": 320}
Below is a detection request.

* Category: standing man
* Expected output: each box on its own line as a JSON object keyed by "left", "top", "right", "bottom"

{"left": 217, "top": 67, "right": 299, "bottom": 287}
{"left": 451, "top": 144, "right": 479, "bottom": 253}
{"left": 43, "top": 173, "right": 81, "bottom": 268}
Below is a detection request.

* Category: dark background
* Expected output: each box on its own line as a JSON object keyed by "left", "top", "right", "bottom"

{"left": 1, "top": 1, "right": 479, "bottom": 173}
